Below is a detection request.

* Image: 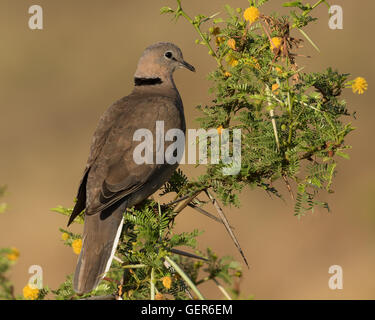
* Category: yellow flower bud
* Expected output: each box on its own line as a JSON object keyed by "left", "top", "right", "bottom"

{"left": 61, "top": 233, "right": 69, "bottom": 241}
{"left": 272, "top": 83, "right": 280, "bottom": 94}
{"left": 270, "top": 37, "right": 283, "bottom": 52}
{"left": 215, "top": 36, "right": 226, "bottom": 46}
{"left": 243, "top": 7, "right": 260, "bottom": 24}
{"left": 162, "top": 276, "right": 172, "bottom": 289}
{"left": 6, "top": 247, "right": 20, "bottom": 261}
{"left": 351, "top": 77, "right": 368, "bottom": 95}
{"left": 275, "top": 67, "right": 283, "bottom": 74}
{"left": 226, "top": 55, "right": 239, "bottom": 67}
{"left": 23, "top": 284, "right": 39, "bottom": 300}
{"left": 227, "top": 38, "right": 236, "bottom": 50}
{"left": 72, "top": 239, "right": 82, "bottom": 255}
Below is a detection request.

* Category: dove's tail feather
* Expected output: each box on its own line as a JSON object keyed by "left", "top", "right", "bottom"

{"left": 73, "top": 204, "right": 125, "bottom": 295}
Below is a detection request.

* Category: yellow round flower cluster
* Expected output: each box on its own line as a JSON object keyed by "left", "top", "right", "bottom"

{"left": 6, "top": 247, "right": 20, "bottom": 261}
{"left": 243, "top": 6, "right": 260, "bottom": 24}
{"left": 215, "top": 36, "right": 226, "bottom": 46}
{"left": 270, "top": 37, "right": 283, "bottom": 52}
{"left": 352, "top": 77, "right": 368, "bottom": 94}
{"left": 226, "top": 54, "right": 239, "bottom": 67}
{"left": 272, "top": 83, "right": 280, "bottom": 94}
{"left": 161, "top": 276, "right": 172, "bottom": 289}
{"left": 61, "top": 232, "right": 69, "bottom": 241}
{"left": 23, "top": 284, "right": 39, "bottom": 300}
{"left": 227, "top": 38, "right": 236, "bottom": 50}
{"left": 275, "top": 66, "right": 283, "bottom": 74}
{"left": 72, "top": 239, "right": 82, "bottom": 255}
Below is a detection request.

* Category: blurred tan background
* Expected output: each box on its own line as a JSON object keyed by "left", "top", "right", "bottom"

{"left": 0, "top": 0, "right": 374, "bottom": 299}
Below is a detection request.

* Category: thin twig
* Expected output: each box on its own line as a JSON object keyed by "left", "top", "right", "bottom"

{"left": 173, "top": 191, "right": 202, "bottom": 214}
{"left": 164, "top": 194, "right": 191, "bottom": 206}
{"left": 188, "top": 203, "right": 235, "bottom": 228}
{"left": 282, "top": 174, "right": 295, "bottom": 201}
{"left": 170, "top": 248, "right": 208, "bottom": 261}
{"left": 212, "top": 278, "right": 232, "bottom": 300}
{"left": 205, "top": 190, "right": 249, "bottom": 268}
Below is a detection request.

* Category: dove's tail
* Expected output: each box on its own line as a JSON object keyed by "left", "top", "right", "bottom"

{"left": 73, "top": 205, "right": 124, "bottom": 295}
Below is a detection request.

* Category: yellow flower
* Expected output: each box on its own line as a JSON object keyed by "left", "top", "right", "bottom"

{"left": 226, "top": 55, "right": 239, "bottom": 67}
{"left": 155, "top": 293, "right": 164, "bottom": 300}
{"left": 217, "top": 126, "right": 223, "bottom": 134}
{"left": 23, "top": 284, "right": 39, "bottom": 300}
{"left": 352, "top": 77, "right": 368, "bottom": 94}
{"left": 272, "top": 83, "right": 280, "bottom": 94}
{"left": 270, "top": 37, "right": 283, "bottom": 52}
{"left": 243, "top": 6, "right": 260, "bottom": 24}
{"left": 224, "top": 71, "right": 232, "bottom": 77}
{"left": 215, "top": 36, "right": 226, "bottom": 46}
{"left": 235, "top": 271, "right": 242, "bottom": 277}
{"left": 275, "top": 66, "right": 283, "bottom": 74}
{"left": 72, "top": 239, "right": 82, "bottom": 255}
{"left": 162, "top": 276, "right": 172, "bottom": 289}
{"left": 61, "top": 233, "right": 69, "bottom": 241}
{"left": 6, "top": 247, "right": 20, "bottom": 261}
{"left": 227, "top": 38, "right": 236, "bottom": 50}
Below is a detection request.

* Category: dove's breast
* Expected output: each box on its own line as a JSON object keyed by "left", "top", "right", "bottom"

{"left": 122, "top": 93, "right": 185, "bottom": 206}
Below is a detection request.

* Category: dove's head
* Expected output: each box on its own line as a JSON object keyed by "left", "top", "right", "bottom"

{"left": 134, "top": 42, "right": 195, "bottom": 86}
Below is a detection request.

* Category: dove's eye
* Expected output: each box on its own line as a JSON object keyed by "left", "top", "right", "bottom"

{"left": 164, "top": 51, "right": 173, "bottom": 59}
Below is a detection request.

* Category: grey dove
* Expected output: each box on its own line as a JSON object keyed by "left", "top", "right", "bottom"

{"left": 68, "top": 42, "right": 195, "bottom": 295}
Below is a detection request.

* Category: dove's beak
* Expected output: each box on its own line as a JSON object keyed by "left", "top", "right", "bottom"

{"left": 180, "top": 60, "right": 196, "bottom": 72}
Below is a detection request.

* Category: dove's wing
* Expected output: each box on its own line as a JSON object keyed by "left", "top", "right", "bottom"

{"left": 68, "top": 96, "right": 129, "bottom": 226}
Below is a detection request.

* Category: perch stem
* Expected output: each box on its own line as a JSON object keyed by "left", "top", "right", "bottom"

{"left": 205, "top": 190, "right": 249, "bottom": 268}
{"left": 165, "top": 255, "right": 205, "bottom": 300}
